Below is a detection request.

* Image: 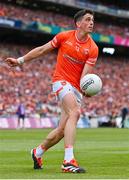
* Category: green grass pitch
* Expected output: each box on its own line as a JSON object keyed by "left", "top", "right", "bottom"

{"left": 0, "top": 128, "right": 129, "bottom": 179}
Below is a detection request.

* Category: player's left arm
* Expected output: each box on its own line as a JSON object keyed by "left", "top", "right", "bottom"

{"left": 80, "top": 63, "right": 94, "bottom": 80}
{"left": 80, "top": 46, "right": 99, "bottom": 79}
{"left": 80, "top": 46, "right": 99, "bottom": 97}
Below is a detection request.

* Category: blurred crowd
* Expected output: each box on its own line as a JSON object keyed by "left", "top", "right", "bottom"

{"left": 0, "top": 3, "right": 129, "bottom": 38}
{"left": 0, "top": 43, "right": 129, "bottom": 118}
{"left": 0, "top": 2, "right": 128, "bottom": 119}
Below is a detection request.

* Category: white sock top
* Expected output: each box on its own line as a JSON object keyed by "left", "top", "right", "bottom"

{"left": 64, "top": 147, "right": 74, "bottom": 162}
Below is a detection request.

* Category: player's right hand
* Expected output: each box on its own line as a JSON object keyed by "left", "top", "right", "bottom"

{"left": 5, "top": 57, "right": 19, "bottom": 67}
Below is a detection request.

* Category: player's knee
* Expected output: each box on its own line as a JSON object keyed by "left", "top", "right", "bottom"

{"left": 69, "top": 107, "right": 81, "bottom": 121}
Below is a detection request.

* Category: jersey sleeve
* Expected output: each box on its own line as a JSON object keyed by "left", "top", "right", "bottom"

{"left": 86, "top": 46, "right": 99, "bottom": 66}
{"left": 51, "top": 32, "right": 66, "bottom": 48}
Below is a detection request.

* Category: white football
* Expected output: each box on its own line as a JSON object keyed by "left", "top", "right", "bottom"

{"left": 80, "top": 74, "right": 102, "bottom": 96}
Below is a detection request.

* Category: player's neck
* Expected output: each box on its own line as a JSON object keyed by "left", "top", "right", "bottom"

{"left": 75, "top": 29, "right": 89, "bottom": 42}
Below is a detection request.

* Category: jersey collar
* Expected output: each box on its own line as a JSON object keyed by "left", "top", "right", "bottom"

{"left": 75, "top": 30, "right": 90, "bottom": 44}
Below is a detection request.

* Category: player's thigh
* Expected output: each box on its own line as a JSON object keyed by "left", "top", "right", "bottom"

{"left": 62, "top": 93, "right": 80, "bottom": 116}
{"left": 52, "top": 80, "right": 81, "bottom": 118}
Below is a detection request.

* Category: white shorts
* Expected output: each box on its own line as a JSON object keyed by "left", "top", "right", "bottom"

{"left": 52, "top": 80, "right": 82, "bottom": 104}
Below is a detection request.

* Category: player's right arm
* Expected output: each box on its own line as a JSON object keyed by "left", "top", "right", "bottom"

{"left": 5, "top": 41, "right": 54, "bottom": 67}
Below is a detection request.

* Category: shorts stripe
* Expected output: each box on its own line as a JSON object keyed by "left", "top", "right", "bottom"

{"left": 55, "top": 87, "right": 63, "bottom": 95}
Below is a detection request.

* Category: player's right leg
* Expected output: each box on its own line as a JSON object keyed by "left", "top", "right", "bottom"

{"left": 42, "top": 108, "right": 68, "bottom": 149}
{"left": 31, "top": 107, "right": 68, "bottom": 169}
{"left": 31, "top": 148, "right": 43, "bottom": 169}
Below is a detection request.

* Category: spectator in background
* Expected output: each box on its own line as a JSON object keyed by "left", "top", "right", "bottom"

{"left": 16, "top": 98, "right": 26, "bottom": 129}
{"left": 35, "top": 100, "right": 43, "bottom": 126}
{"left": 121, "top": 106, "right": 128, "bottom": 128}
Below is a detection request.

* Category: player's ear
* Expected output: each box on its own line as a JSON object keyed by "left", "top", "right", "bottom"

{"left": 76, "top": 21, "right": 81, "bottom": 28}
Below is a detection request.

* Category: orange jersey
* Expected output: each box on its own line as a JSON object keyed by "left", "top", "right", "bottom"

{"left": 51, "top": 30, "right": 98, "bottom": 91}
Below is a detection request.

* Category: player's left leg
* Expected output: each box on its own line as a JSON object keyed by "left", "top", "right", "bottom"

{"left": 61, "top": 93, "right": 86, "bottom": 173}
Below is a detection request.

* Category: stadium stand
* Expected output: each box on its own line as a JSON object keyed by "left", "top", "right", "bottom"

{"left": 0, "top": 0, "right": 129, "bottom": 127}
{"left": 85, "top": 0, "right": 129, "bottom": 10}
{"left": 0, "top": 3, "right": 129, "bottom": 38}
{"left": 0, "top": 43, "right": 129, "bottom": 119}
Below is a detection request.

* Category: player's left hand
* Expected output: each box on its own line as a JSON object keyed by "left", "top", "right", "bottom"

{"left": 81, "top": 91, "right": 91, "bottom": 98}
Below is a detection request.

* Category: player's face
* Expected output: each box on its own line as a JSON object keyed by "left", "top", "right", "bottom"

{"left": 77, "top": 13, "right": 94, "bottom": 33}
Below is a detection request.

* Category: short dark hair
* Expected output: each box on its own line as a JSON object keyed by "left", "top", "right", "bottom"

{"left": 74, "top": 9, "right": 94, "bottom": 25}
